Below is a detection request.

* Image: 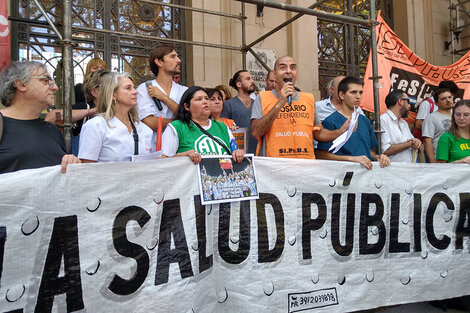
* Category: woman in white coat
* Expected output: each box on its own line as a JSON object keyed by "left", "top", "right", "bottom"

{"left": 79, "top": 72, "right": 154, "bottom": 162}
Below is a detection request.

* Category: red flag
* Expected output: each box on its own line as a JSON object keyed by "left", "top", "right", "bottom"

{"left": 156, "top": 116, "right": 162, "bottom": 151}
{"left": 0, "top": 0, "right": 9, "bottom": 70}
{"left": 361, "top": 12, "right": 470, "bottom": 122}
{"left": 219, "top": 158, "right": 232, "bottom": 170}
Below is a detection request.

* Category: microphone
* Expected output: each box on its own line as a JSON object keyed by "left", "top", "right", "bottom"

{"left": 146, "top": 81, "right": 163, "bottom": 111}
{"left": 284, "top": 78, "right": 293, "bottom": 106}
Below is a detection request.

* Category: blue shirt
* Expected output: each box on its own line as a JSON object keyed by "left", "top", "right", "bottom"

{"left": 317, "top": 111, "right": 378, "bottom": 160}
{"left": 315, "top": 97, "right": 337, "bottom": 123}
{"left": 315, "top": 97, "right": 366, "bottom": 123}
{"left": 221, "top": 96, "right": 258, "bottom": 154}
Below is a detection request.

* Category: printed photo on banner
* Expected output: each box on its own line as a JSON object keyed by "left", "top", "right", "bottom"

{"left": 197, "top": 154, "right": 258, "bottom": 205}
{"left": 232, "top": 127, "right": 247, "bottom": 151}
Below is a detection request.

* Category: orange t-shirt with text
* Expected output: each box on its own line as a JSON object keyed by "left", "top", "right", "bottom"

{"left": 257, "top": 91, "right": 319, "bottom": 159}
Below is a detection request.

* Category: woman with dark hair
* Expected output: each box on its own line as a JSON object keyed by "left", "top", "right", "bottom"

{"left": 436, "top": 100, "right": 470, "bottom": 164}
{"left": 161, "top": 86, "right": 245, "bottom": 164}
{"left": 206, "top": 88, "right": 238, "bottom": 130}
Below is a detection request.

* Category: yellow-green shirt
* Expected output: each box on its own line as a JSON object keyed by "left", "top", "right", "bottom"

{"left": 436, "top": 132, "right": 470, "bottom": 163}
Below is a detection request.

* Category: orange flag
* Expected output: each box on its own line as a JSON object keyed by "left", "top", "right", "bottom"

{"left": 156, "top": 115, "right": 163, "bottom": 151}
{"left": 0, "top": 0, "right": 9, "bottom": 70}
{"left": 361, "top": 13, "right": 470, "bottom": 124}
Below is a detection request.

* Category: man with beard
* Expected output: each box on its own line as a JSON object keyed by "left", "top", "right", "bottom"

{"left": 221, "top": 70, "right": 258, "bottom": 153}
{"left": 380, "top": 90, "right": 422, "bottom": 163}
{"left": 414, "top": 80, "right": 459, "bottom": 140}
{"left": 251, "top": 56, "right": 349, "bottom": 159}
{"left": 137, "top": 44, "right": 187, "bottom": 131}
{"left": 422, "top": 88, "right": 454, "bottom": 163}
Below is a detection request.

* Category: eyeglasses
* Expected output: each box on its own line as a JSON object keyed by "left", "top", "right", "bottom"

{"left": 31, "top": 75, "right": 56, "bottom": 87}
{"left": 400, "top": 98, "right": 410, "bottom": 102}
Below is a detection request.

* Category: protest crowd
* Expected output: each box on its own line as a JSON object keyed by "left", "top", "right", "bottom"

{"left": 1, "top": 44, "right": 469, "bottom": 174}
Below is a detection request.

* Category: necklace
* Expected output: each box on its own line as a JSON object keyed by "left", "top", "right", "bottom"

{"left": 116, "top": 115, "right": 130, "bottom": 125}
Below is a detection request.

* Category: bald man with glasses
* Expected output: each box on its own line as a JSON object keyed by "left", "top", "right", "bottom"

{"left": 380, "top": 89, "right": 422, "bottom": 163}
{"left": 0, "top": 61, "right": 80, "bottom": 174}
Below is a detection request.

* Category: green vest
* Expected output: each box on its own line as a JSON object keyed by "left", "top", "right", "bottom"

{"left": 171, "top": 120, "right": 231, "bottom": 155}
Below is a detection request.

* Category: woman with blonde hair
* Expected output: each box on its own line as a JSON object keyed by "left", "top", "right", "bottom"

{"left": 78, "top": 72, "right": 154, "bottom": 162}
{"left": 436, "top": 100, "right": 470, "bottom": 164}
{"left": 214, "top": 84, "right": 232, "bottom": 101}
{"left": 75, "top": 57, "right": 108, "bottom": 103}
{"left": 85, "top": 57, "right": 107, "bottom": 76}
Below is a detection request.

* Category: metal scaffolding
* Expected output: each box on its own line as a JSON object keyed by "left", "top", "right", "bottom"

{"left": 448, "top": 0, "right": 470, "bottom": 62}
{"left": 16, "top": 0, "right": 380, "bottom": 152}
{"left": 235, "top": 0, "right": 382, "bottom": 151}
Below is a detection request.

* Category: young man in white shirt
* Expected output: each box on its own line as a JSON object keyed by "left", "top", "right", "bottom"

{"left": 380, "top": 90, "right": 422, "bottom": 163}
{"left": 136, "top": 44, "right": 188, "bottom": 131}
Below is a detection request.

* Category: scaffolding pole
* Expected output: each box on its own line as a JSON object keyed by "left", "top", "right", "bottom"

{"left": 244, "top": 0, "right": 330, "bottom": 73}
{"left": 140, "top": 0, "right": 244, "bottom": 20}
{"left": 60, "top": 0, "right": 74, "bottom": 153}
{"left": 369, "top": 0, "right": 382, "bottom": 152}
{"left": 242, "top": 2, "right": 247, "bottom": 68}
{"left": 449, "top": 0, "right": 470, "bottom": 61}
{"left": 235, "top": 0, "right": 372, "bottom": 27}
{"left": 31, "top": 0, "right": 73, "bottom": 151}
{"left": 244, "top": 0, "right": 329, "bottom": 51}
{"left": 31, "top": 0, "right": 63, "bottom": 41}
{"left": 72, "top": 25, "right": 242, "bottom": 52}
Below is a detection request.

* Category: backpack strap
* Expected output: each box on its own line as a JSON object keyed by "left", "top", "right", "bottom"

{"left": 128, "top": 113, "right": 139, "bottom": 156}
{"left": 190, "top": 119, "right": 232, "bottom": 155}
{"left": 427, "top": 98, "right": 434, "bottom": 113}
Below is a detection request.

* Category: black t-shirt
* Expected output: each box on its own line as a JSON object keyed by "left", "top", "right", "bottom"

{"left": 72, "top": 101, "right": 95, "bottom": 136}
{"left": 0, "top": 117, "right": 66, "bottom": 174}
{"left": 74, "top": 83, "right": 86, "bottom": 103}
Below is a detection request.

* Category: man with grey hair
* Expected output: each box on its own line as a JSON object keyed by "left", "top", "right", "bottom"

{"left": 0, "top": 61, "right": 80, "bottom": 174}
{"left": 315, "top": 75, "right": 345, "bottom": 123}
{"left": 264, "top": 70, "right": 277, "bottom": 91}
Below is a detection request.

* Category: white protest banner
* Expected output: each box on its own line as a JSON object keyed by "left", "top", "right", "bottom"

{"left": 0, "top": 157, "right": 469, "bottom": 312}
